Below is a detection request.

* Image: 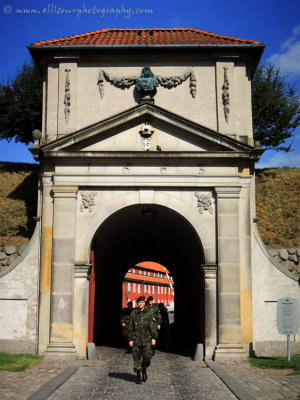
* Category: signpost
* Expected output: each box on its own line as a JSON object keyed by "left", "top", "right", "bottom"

{"left": 277, "top": 298, "right": 299, "bottom": 362}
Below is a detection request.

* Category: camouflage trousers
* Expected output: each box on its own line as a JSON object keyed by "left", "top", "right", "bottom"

{"left": 132, "top": 343, "right": 152, "bottom": 371}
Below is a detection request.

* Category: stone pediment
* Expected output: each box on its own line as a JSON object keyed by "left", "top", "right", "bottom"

{"left": 41, "top": 103, "right": 254, "bottom": 155}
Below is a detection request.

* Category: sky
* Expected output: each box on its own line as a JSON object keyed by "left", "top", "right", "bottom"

{"left": 0, "top": 0, "right": 299, "bottom": 167}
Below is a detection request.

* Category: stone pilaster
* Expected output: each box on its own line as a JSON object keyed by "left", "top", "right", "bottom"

{"left": 214, "top": 186, "right": 245, "bottom": 359}
{"left": 239, "top": 178, "right": 253, "bottom": 348}
{"left": 45, "top": 186, "right": 78, "bottom": 358}
{"left": 38, "top": 175, "right": 53, "bottom": 354}
{"left": 74, "top": 264, "right": 89, "bottom": 357}
{"left": 202, "top": 264, "right": 217, "bottom": 359}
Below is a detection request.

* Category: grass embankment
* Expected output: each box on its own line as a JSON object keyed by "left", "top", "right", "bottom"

{"left": 0, "top": 163, "right": 299, "bottom": 248}
{"left": 0, "top": 162, "right": 38, "bottom": 247}
{"left": 0, "top": 352, "right": 43, "bottom": 372}
{"left": 249, "top": 354, "right": 300, "bottom": 376}
{"left": 255, "top": 168, "right": 300, "bottom": 248}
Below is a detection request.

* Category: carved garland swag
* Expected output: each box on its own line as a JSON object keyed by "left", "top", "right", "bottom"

{"left": 97, "top": 68, "right": 197, "bottom": 99}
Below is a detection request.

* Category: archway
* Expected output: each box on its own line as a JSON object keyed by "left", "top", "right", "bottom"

{"left": 91, "top": 204, "right": 205, "bottom": 352}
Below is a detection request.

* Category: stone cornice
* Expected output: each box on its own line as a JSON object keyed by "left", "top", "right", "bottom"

{"left": 74, "top": 263, "right": 90, "bottom": 279}
{"left": 214, "top": 186, "right": 241, "bottom": 198}
{"left": 51, "top": 186, "right": 78, "bottom": 198}
{"left": 39, "top": 102, "right": 254, "bottom": 154}
{"left": 42, "top": 151, "right": 259, "bottom": 162}
{"left": 202, "top": 264, "right": 218, "bottom": 278}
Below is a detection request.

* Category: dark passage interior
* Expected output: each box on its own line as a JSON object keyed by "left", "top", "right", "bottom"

{"left": 92, "top": 203, "right": 205, "bottom": 353}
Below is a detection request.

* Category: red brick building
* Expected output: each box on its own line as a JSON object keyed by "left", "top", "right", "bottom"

{"left": 122, "top": 261, "right": 174, "bottom": 309}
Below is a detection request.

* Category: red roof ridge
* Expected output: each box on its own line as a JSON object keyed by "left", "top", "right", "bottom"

{"left": 31, "top": 27, "right": 263, "bottom": 46}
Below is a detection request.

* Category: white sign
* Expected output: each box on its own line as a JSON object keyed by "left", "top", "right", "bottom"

{"left": 277, "top": 298, "right": 299, "bottom": 335}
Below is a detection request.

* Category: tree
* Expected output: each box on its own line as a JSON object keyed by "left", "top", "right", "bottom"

{"left": 0, "top": 61, "right": 42, "bottom": 145}
{"left": 252, "top": 63, "right": 300, "bottom": 152}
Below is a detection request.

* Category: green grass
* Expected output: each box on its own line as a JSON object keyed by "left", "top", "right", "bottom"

{"left": 255, "top": 167, "right": 300, "bottom": 248}
{"left": 249, "top": 354, "right": 300, "bottom": 375}
{"left": 0, "top": 352, "right": 43, "bottom": 372}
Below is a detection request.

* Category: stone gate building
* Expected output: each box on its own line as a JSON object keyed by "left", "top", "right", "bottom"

{"left": 0, "top": 28, "right": 299, "bottom": 359}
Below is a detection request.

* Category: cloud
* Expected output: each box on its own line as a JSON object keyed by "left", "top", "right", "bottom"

{"left": 256, "top": 151, "right": 300, "bottom": 168}
{"left": 267, "top": 25, "right": 300, "bottom": 75}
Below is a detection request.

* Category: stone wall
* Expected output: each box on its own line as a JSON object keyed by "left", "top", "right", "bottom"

{"left": 268, "top": 248, "right": 300, "bottom": 277}
{"left": 252, "top": 226, "right": 300, "bottom": 357}
{"left": 0, "top": 224, "right": 40, "bottom": 354}
{"left": 0, "top": 245, "right": 27, "bottom": 272}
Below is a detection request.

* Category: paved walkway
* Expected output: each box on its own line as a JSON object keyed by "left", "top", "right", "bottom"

{"left": 47, "top": 347, "right": 236, "bottom": 400}
{"left": 0, "top": 347, "right": 299, "bottom": 400}
{"left": 0, "top": 359, "right": 69, "bottom": 400}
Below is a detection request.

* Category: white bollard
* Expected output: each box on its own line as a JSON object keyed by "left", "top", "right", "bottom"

{"left": 193, "top": 343, "right": 204, "bottom": 361}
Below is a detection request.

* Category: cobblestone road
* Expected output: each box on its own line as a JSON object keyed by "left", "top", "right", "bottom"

{"left": 218, "top": 359, "right": 300, "bottom": 400}
{"left": 48, "top": 347, "right": 237, "bottom": 400}
{"left": 1, "top": 346, "right": 300, "bottom": 400}
{"left": 0, "top": 359, "right": 69, "bottom": 400}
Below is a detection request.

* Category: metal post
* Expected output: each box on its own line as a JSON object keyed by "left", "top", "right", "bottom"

{"left": 287, "top": 334, "right": 291, "bottom": 362}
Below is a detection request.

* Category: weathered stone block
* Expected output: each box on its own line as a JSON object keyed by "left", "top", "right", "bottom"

{"left": 7, "top": 254, "right": 19, "bottom": 265}
{"left": 268, "top": 249, "right": 278, "bottom": 257}
{"left": 17, "top": 245, "right": 27, "bottom": 256}
{"left": 288, "top": 254, "right": 298, "bottom": 264}
{"left": 284, "top": 260, "right": 295, "bottom": 271}
{"left": 287, "top": 248, "right": 296, "bottom": 255}
{"left": 4, "top": 245, "right": 16, "bottom": 255}
{"left": 0, "top": 252, "right": 6, "bottom": 261}
{"left": 278, "top": 249, "right": 288, "bottom": 261}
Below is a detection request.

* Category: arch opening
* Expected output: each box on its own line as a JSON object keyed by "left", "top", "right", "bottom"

{"left": 91, "top": 204, "right": 205, "bottom": 353}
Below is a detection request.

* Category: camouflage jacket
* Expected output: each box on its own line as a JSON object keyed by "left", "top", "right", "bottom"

{"left": 145, "top": 303, "right": 162, "bottom": 326}
{"left": 128, "top": 307, "right": 158, "bottom": 346}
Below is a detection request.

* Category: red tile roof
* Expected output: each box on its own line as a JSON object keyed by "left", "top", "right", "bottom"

{"left": 135, "top": 261, "right": 169, "bottom": 273}
{"left": 124, "top": 272, "right": 174, "bottom": 286}
{"left": 31, "top": 28, "right": 263, "bottom": 47}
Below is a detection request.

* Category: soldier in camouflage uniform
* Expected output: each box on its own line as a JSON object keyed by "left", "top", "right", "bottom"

{"left": 145, "top": 296, "right": 162, "bottom": 355}
{"left": 128, "top": 296, "right": 158, "bottom": 384}
{"left": 120, "top": 301, "right": 133, "bottom": 353}
{"left": 145, "top": 296, "right": 162, "bottom": 329}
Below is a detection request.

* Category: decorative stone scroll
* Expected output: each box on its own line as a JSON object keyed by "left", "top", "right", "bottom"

{"left": 97, "top": 67, "right": 197, "bottom": 99}
{"left": 222, "top": 67, "right": 230, "bottom": 123}
{"left": 64, "top": 69, "right": 71, "bottom": 123}
{"left": 80, "top": 192, "right": 98, "bottom": 213}
{"left": 194, "top": 192, "right": 214, "bottom": 214}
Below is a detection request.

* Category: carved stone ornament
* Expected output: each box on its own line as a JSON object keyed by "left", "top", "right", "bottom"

{"left": 64, "top": 69, "right": 71, "bottom": 123}
{"left": 97, "top": 67, "right": 197, "bottom": 99}
{"left": 156, "top": 69, "right": 196, "bottom": 98}
{"left": 194, "top": 192, "right": 214, "bottom": 214}
{"left": 80, "top": 192, "right": 98, "bottom": 213}
{"left": 222, "top": 67, "right": 230, "bottom": 123}
{"left": 198, "top": 166, "right": 205, "bottom": 175}
{"left": 139, "top": 123, "right": 154, "bottom": 151}
{"left": 135, "top": 66, "right": 159, "bottom": 97}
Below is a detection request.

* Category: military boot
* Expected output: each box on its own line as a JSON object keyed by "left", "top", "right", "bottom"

{"left": 136, "top": 371, "right": 142, "bottom": 384}
{"left": 142, "top": 368, "right": 147, "bottom": 382}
